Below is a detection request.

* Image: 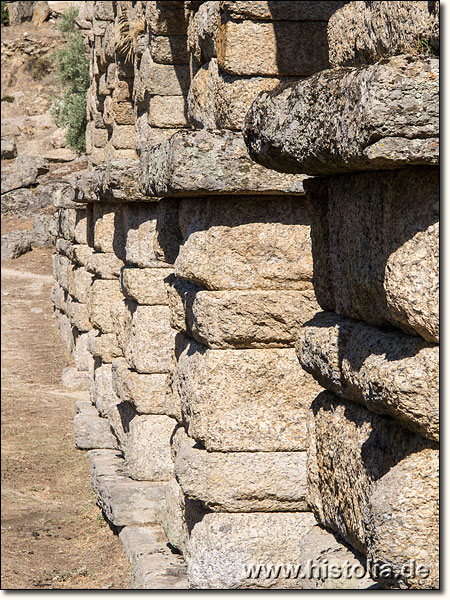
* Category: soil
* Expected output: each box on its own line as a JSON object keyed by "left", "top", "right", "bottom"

{"left": 1, "top": 245, "right": 131, "bottom": 589}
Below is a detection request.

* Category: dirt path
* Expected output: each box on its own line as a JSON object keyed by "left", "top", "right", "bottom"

{"left": 1, "top": 247, "right": 130, "bottom": 589}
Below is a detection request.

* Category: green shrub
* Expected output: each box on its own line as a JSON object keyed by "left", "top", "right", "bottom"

{"left": 1, "top": 95, "right": 14, "bottom": 103}
{"left": 26, "top": 56, "right": 52, "bottom": 80}
{"left": 1, "top": 1, "right": 9, "bottom": 26}
{"left": 51, "top": 7, "right": 89, "bottom": 154}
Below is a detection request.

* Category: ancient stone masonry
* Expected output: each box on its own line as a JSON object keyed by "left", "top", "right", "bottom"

{"left": 52, "top": 1, "right": 438, "bottom": 589}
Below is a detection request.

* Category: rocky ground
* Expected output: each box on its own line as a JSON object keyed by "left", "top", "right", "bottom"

{"left": 1, "top": 247, "right": 131, "bottom": 589}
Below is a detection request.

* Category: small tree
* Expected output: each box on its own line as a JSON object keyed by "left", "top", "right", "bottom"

{"left": 51, "top": 8, "right": 89, "bottom": 154}
{"left": 1, "top": 1, "right": 9, "bottom": 26}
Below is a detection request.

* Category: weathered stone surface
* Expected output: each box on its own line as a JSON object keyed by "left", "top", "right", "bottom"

{"left": 52, "top": 253, "right": 71, "bottom": 291}
{"left": 67, "top": 296, "right": 91, "bottom": 332}
{"left": 123, "top": 304, "right": 175, "bottom": 374}
{"left": 75, "top": 161, "right": 145, "bottom": 203}
{"left": 328, "top": 1, "right": 439, "bottom": 67}
{"left": 216, "top": 17, "right": 329, "bottom": 77}
{"left": 147, "top": 3, "right": 187, "bottom": 35}
{"left": 61, "top": 366, "right": 90, "bottom": 390}
{"left": 86, "top": 252, "right": 124, "bottom": 279}
{"left": 174, "top": 428, "right": 308, "bottom": 512}
{"left": 137, "top": 50, "right": 190, "bottom": 96}
{"left": 111, "top": 125, "right": 136, "bottom": 150}
{"left": 119, "top": 525, "right": 188, "bottom": 589}
{"left": 59, "top": 208, "right": 88, "bottom": 244}
{"left": 169, "top": 278, "right": 318, "bottom": 348}
{"left": 88, "top": 449, "right": 165, "bottom": 526}
{"left": 1, "top": 139, "right": 17, "bottom": 159}
{"left": 245, "top": 56, "right": 439, "bottom": 175}
{"left": 187, "top": 1, "right": 219, "bottom": 65}
{"left": 68, "top": 265, "right": 94, "bottom": 304}
{"left": 54, "top": 309, "right": 74, "bottom": 351}
{"left": 365, "top": 448, "right": 439, "bottom": 589}
{"left": 51, "top": 281, "right": 67, "bottom": 313}
{"left": 153, "top": 199, "right": 182, "bottom": 264}
{"left": 187, "top": 512, "right": 375, "bottom": 589}
{"left": 188, "top": 58, "right": 287, "bottom": 131}
{"left": 6, "top": 1, "right": 34, "bottom": 25}
{"left": 220, "top": 1, "right": 346, "bottom": 20}
{"left": 305, "top": 169, "right": 439, "bottom": 342}
{"left": 297, "top": 312, "right": 439, "bottom": 441}
{"left": 69, "top": 244, "right": 94, "bottom": 267}
{"left": 89, "top": 278, "right": 124, "bottom": 333}
{"left": 91, "top": 361, "right": 115, "bottom": 416}
{"left": 89, "top": 332, "right": 122, "bottom": 363}
{"left": 93, "top": 203, "right": 125, "bottom": 254}
{"left": 150, "top": 34, "right": 189, "bottom": 64}
{"left": 1, "top": 231, "right": 34, "bottom": 261}
{"left": 1, "top": 156, "right": 49, "bottom": 194}
{"left": 72, "top": 329, "right": 97, "bottom": 375}
{"left": 111, "top": 358, "right": 179, "bottom": 417}
{"left": 177, "top": 337, "right": 321, "bottom": 451}
{"left": 142, "top": 130, "right": 306, "bottom": 196}
{"left": 148, "top": 95, "right": 189, "bottom": 128}
{"left": 74, "top": 400, "right": 118, "bottom": 450}
{"left": 125, "top": 415, "right": 176, "bottom": 481}
{"left": 122, "top": 203, "right": 164, "bottom": 268}
{"left": 121, "top": 266, "right": 172, "bottom": 305}
{"left": 175, "top": 195, "right": 312, "bottom": 290}
{"left": 308, "top": 391, "right": 438, "bottom": 588}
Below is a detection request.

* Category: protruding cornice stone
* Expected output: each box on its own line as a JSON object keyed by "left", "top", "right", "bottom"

{"left": 141, "top": 129, "right": 307, "bottom": 196}
{"left": 244, "top": 55, "right": 439, "bottom": 176}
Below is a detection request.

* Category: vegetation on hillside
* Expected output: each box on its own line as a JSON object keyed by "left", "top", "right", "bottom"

{"left": 1, "top": 1, "right": 9, "bottom": 25}
{"left": 51, "top": 7, "right": 89, "bottom": 154}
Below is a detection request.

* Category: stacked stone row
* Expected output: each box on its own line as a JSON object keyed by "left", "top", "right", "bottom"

{"left": 142, "top": 1, "right": 379, "bottom": 590}
{"left": 244, "top": 1, "right": 439, "bottom": 590}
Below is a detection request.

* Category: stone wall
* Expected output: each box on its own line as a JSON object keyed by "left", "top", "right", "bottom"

{"left": 52, "top": 1, "right": 439, "bottom": 589}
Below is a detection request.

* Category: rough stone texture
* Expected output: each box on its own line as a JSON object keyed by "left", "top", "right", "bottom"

{"left": 6, "top": 1, "right": 34, "bottom": 25}
{"left": 174, "top": 428, "right": 308, "bottom": 512}
{"left": 150, "top": 34, "right": 189, "bottom": 64}
{"left": 187, "top": 1, "right": 219, "bottom": 66}
{"left": 177, "top": 337, "right": 321, "bottom": 451}
{"left": 245, "top": 56, "right": 439, "bottom": 175}
{"left": 216, "top": 17, "right": 330, "bottom": 77}
{"left": 88, "top": 449, "right": 165, "bottom": 526}
{"left": 187, "top": 512, "right": 375, "bottom": 589}
{"left": 220, "top": 1, "right": 346, "bottom": 20}
{"left": 1, "top": 139, "right": 17, "bottom": 159}
{"left": 86, "top": 252, "right": 124, "bottom": 279}
{"left": 328, "top": 1, "right": 439, "bottom": 67}
{"left": 147, "top": 3, "right": 187, "bottom": 35}
{"left": 123, "top": 304, "right": 175, "bottom": 374}
{"left": 188, "top": 58, "right": 289, "bottom": 131}
{"left": 304, "top": 169, "right": 439, "bottom": 343}
{"left": 125, "top": 415, "right": 176, "bottom": 481}
{"left": 88, "top": 332, "right": 122, "bottom": 363}
{"left": 68, "top": 266, "right": 94, "bottom": 304}
{"left": 365, "top": 447, "right": 439, "bottom": 590}
{"left": 153, "top": 198, "right": 182, "bottom": 264}
{"left": 1, "top": 231, "right": 35, "bottom": 261}
{"left": 136, "top": 50, "right": 190, "bottom": 96}
{"left": 75, "top": 161, "right": 145, "bottom": 203}
{"left": 74, "top": 400, "right": 118, "bottom": 450}
{"left": 307, "top": 391, "right": 438, "bottom": 588}
{"left": 89, "top": 278, "right": 124, "bottom": 334}
{"left": 92, "top": 203, "right": 125, "bottom": 254}
{"left": 119, "top": 525, "right": 188, "bottom": 589}
{"left": 111, "top": 358, "right": 179, "bottom": 418}
{"left": 148, "top": 96, "right": 189, "bottom": 128}
{"left": 297, "top": 312, "right": 439, "bottom": 441}
{"left": 175, "top": 195, "right": 312, "bottom": 290}
{"left": 142, "top": 130, "right": 307, "bottom": 196}
{"left": 122, "top": 204, "right": 166, "bottom": 268}
{"left": 66, "top": 296, "right": 91, "bottom": 332}
{"left": 169, "top": 278, "right": 318, "bottom": 348}
{"left": 72, "top": 330, "right": 97, "bottom": 375}
{"left": 121, "top": 267, "right": 172, "bottom": 305}
{"left": 1, "top": 156, "right": 49, "bottom": 194}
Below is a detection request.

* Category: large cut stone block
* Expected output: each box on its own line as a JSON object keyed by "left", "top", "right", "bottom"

{"left": 304, "top": 169, "right": 439, "bottom": 342}
{"left": 51, "top": 281, "right": 67, "bottom": 313}
{"left": 188, "top": 58, "right": 287, "bottom": 131}
{"left": 89, "top": 278, "right": 124, "bottom": 333}
{"left": 147, "top": 3, "right": 187, "bottom": 35}
{"left": 297, "top": 312, "right": 439, "bottom": 441}
{"left": 142, "top": 130, "right": 306, "bottom": 196}
{"left": 245, "top": 56, "right": 439, "bottom": 175}
{"left": 216, "top": 17, "right": 330, "bottom": 77}
{"left": 121, "top": 266, "right": 172, "bottom": 305}
{"left": 122, "top": 203, "right": 165, "bottom": 268}
{"left": 123, "top": 303, "right": 175, "bottom": 374}
{"left": 52, "top": 252, "right": 71, "bottom": 291}
{"left": 92, "top": 203, "right": 125, "bottom": 254}
{"left": 187, "top": 1, "right": 219, "bottom": 66}
{"left": 67, "top": 296, "right": 91, "bottom": 332}
{"left": 177, "top": 337, "right": 321, "bottom": 451}
{"left": 328, "top": 1, "right": 439, "bottom": 67}
{"left": 136, "top": 50, "right": 190, "bottom": 96}
{"left": 112, "top": 358, "right": 180, "bottom": 418}
{"left": 74, "top": 400, "right": 118, "bottom": 450}
{"left": 88, "top": 449, "right": 165, "bottom": 526}
{"left": 150, "top": 34, "right": 189, "bottom": 64}
{"left": 68, "top": 265, "right": 94, "bottom": 304}
{"left": 72, "top": 330, "right": 97, "bottom": 375}
{"left": 308, "top": 392, "right": 439, "bottom": 589}
{"left": 89, "top": 332, "right": 122, "bottom": 363}
{"left": 124, "top": 414, "right": 176, "bottom": 481}
{"left": 148, "top": 96, "right": 189, "bottom": 128}
{"left": 168, "top": 278, "right": 318, "bottom": 348}
{"left": 187, "top": 512, "right": 375, "bottom": 589}
{"left": 174, "top": 427, "right": 308, "bottom": 512}
{"left": 175, "top": 195, "right": 312, "bottom": 290}
{"left": 86, "top": 251, "right": 124, "bottom": 279}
